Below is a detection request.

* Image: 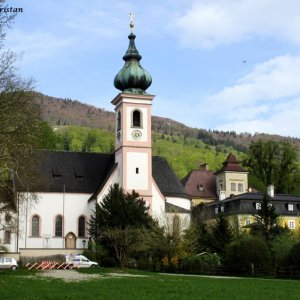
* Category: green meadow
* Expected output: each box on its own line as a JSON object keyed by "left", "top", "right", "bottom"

{"left": 1, "top": 268, "right": 299, "bottom": 300}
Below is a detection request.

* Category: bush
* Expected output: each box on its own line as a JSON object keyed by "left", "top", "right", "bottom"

{"left": 288, "top": 242, "right": 300, "bottom": 266}
{"left": 271, "top": 233, "right": 296, "bottom": 269}
{"left": 224, "top": 236, "right": 271, "bottom": 275}
{"left": 180, "top": 253, "right": 221, "bottom": 274}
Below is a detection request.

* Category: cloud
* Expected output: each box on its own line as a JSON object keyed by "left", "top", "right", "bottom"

{"left": 168, "top": 0, "right": 300, "bottom": 48}
{"left": 201, "top": 55, "right": 300, "bottom": 137}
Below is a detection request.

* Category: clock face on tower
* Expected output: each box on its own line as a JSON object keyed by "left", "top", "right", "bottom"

{"left": 132, "top": 129, "right": 142, "bottom": 140}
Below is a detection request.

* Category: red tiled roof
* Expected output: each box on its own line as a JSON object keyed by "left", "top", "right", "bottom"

{"left": 215, "top": 153, "right": 248, "bottom": 173}
{"left": 182, "top": 170, "right": 217, "bottom": 198}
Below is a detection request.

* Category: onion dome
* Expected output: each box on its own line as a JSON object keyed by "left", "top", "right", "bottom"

{"left": 114, "top": 19, "right": 152, "bottom": 95}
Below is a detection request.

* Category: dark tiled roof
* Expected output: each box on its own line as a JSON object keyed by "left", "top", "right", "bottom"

{"left": 215, "top": 153, "right": 247, "bottom": 174}
{"left": 221, "top": 192, "right": 300, "bottom": 202}
{"left": 17, "top": 151, "right": 189, "bottom": 199}
{"left": 165, "top": 202, "right": 190, "bottom": 214}
{"left": 181, "top": 170, "right": 217, "bottom": 199}
{"left": 200, "top": 192, "right": 300, "bottom": 220}
{"left": 19, "top": 150, "right": 115, "bottom": 193}
{"left": 152, "top": 156, "right": 190, "bottom": 199}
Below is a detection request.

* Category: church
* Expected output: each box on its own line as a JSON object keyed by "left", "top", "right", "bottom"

{"left": 2, "top": 22, "right": 190, "bottom": 256}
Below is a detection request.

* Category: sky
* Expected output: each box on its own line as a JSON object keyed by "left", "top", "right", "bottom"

{"left": 4, "top": 0, "right": 300, "bottom": 138}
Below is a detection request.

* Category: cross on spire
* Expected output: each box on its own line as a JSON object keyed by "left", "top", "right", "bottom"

{"left": 129, "top": 12, "right": 134, "bottom": 33}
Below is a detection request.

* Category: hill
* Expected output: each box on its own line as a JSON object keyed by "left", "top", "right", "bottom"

{"left": 34, "top": 92, "right": 300, "bottom": 154}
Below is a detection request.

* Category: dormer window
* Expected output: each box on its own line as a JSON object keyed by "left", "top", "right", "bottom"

{"left": 74, "top": 169, "right": 84, "bottom": 180}
{"left": 288, "top": 204, "right": 294, "bottom": 211}
{"left": 197, "top": 184, "right": 205, "bottom": 192}
{"left": 132, "top": 110, "right": 142, "bottom": 127}
{"left": 52, "top": 167, "right": 61, "bottom": 178}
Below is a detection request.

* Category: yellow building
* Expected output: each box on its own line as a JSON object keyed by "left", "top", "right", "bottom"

{"left": 189, "top": 153, "right": 300, "bottom": 232}
{"left": 215, "top": 153, "right": 248, "bottom": 199}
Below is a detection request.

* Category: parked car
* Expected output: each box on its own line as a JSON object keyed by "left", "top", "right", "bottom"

{"left": 0, "top": 257, "right": 18, "bottom": 270}
{"left": 65, "top": 255, "right": 98, "bottom": 268}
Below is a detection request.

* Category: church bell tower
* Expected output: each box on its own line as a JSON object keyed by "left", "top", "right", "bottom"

{"left": 111, "top": 15, "right": 154, "bottom": 211}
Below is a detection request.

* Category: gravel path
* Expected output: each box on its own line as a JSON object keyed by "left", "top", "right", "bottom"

{"left": 38, "top": 270, "right": 103, "bottom": 282}
{"left": 37, "top": 270, "right": 148, "bottom": 282}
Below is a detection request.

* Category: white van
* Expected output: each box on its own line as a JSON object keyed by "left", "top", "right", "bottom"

{"left": 65, "top": 255, "right": 98, "bottom": 268}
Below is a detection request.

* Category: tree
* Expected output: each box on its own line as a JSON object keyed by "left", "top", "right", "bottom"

{"left": 89, "top": 184, "right": 153, "bottom": 236}
{"left": 0, "top": 7, "right": 44, "bottom": 243}
{"left": 153, "top": 214, "right": 185, "bottom": 267}
{"left": 271, "top": 232, "right": 297, "bottom": 269}
{"left": 250, "top": 194, "right": 284, "bottom": 241}
{"left": 245, "top": 140, "right": 298, "bottom": 193}
{"left": 224, "top": 236, "right": 271, "bottom": 274}
{"left": 209, "top": 214, "right": 234, "bottom": 257}
{"left": 88, "top": 184, "right": 154, "bottom": 266}
{"left": 103, "top": 226, "right": 146, "bottom": 269}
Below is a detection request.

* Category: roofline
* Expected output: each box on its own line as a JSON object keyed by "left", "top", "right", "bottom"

{"left": 88, "top": 163, "right": 118, "bottom": 202}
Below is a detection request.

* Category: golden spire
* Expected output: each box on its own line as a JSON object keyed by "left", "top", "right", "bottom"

{"left": 129, "top": 12, "right": 134, "bottom": 33}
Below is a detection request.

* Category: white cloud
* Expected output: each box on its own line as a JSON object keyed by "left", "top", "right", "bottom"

{"left": 201, "top": 55, "right": 300, "bottom": 137}
{"left": 168, "top": 0, "right": 300, "bottom": 48}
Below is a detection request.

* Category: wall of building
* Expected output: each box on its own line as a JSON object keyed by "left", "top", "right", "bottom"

{"left": 216, "top": 172, "right": 248, "bottom": 198}
{"left": 8, "top": 192, "right": 93, "bottom": 253}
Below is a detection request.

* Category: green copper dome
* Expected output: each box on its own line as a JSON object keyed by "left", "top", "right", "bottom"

{"left": 114, "top": 33, "right": 152, "bottom": 94}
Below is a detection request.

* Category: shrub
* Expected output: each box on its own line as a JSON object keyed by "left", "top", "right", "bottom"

{"left": 180, "top": 253, "right": 221, "bottom": 274}
{"left": 288, "top": 242, "right": 300, "bottom": 266}
{"left": 224, "top": 236, "right": 271, "bottom": 274}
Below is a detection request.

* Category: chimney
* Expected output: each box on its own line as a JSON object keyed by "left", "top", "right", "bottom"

{"left": 219, "top": 190, "right": 226, "bottom": 201}
{"left": 267, "top": 185, "right": 274, "bottom": 198}
{"left": 199, "top": 163, "right": 208, "bottom": 171}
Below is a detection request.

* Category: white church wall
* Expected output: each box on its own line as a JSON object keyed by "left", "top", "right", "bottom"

{"left": 151, "top": 181, "right": 166, "bottom": 224}
{"left": 165, "top": 197, "right": 191, "bottom": 211}
{"left": 17, "top": 192, "right": 92, "bottom": 251}
{"left": 165, "top": 212, "right": 190, "bottom": 233}
{"left": 96, "top": 167, "right": 118, "bottom": 203}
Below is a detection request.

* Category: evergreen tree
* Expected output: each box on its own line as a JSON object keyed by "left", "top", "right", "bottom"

{"left": 89, "top": 184, "right": 153, "bottom": 238}
{"left": 250, "top": 194, "right": 284, "bottom": 241}
{"left": 209, "top": 214, "right": 234, "bottom": 256}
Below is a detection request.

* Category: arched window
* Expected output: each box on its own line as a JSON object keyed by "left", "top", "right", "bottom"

{"left": 172, "top": 215, "right": 180, "bottom": 238}
{"left": 55, "top": 215, "right": 63, "bottom": 237}
{"left": 32, "top": 215, "right": 40, "bottom": 237}
{"left": 117, "top": 111, "right": 121, "bottom": 131}
{"left": 78, "top": 216, "right": 85, "bottom": 237}
{"left": 132, "top": 110, "right": 141, "bottom": 127}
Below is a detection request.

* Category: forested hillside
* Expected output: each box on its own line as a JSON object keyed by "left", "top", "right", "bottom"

{"left": 34, "top": 92, "right": 300, "bottom": 153}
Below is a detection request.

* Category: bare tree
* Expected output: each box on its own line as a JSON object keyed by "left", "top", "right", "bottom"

{"left": 0, "top": 6, "right": 42, "bottom": 244}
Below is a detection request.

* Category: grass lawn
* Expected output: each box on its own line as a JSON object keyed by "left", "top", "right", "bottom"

{"left": 1, "top": 268, "right": 300, "bottom": 300}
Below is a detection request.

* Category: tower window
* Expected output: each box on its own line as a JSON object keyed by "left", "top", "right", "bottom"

{"left": 238, "top": 183, "right": 243, "bottom": 192}
{"left": 136, "top": 168, "right": 139, "bottom": 174}
{"left": 117, "top": 111, "right": 121, "bottom": 131}
{"left": 132, "top": 110, "right": 141, "bottom": 127}
{"left": 231, "top": 183, "right": 236, "bottom": 192}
